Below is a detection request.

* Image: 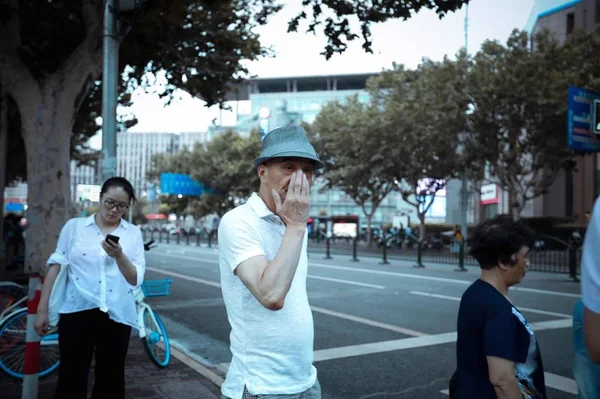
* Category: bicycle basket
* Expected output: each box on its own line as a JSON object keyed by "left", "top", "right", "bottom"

{"left": 141, "top": 279, "right": 172, "bottom": 297}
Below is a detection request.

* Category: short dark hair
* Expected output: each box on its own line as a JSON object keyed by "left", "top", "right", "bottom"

{"left": 100, "top": 177, "right": 136, "bottom": 204}
{"left": 468, "top": 215, "right": 535, "bottom": 270}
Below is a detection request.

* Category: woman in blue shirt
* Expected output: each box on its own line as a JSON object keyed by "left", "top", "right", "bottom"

{"left": 454, "top": 215, "right": 546, "bottom": 398}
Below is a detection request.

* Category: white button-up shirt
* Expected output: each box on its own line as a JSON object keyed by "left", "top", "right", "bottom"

{"left": 46, "top": 215, "right": 146, "bottom": 329}
{"left": 218, "top": 193, "right": 316, "bottom": 399}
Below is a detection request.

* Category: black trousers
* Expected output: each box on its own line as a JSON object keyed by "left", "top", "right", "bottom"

{"left": 54, "top": 308, "right": 131, "bottom": 399}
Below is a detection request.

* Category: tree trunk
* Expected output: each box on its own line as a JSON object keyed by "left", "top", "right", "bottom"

{"left": 0, "top": 85, "right": 7, "bottom": 278}
{"left": 509, "top": 189, "right": 520, "bottom": 221}
{"left": 365, "top": 214, "right": 373, "bottom": 248}
{"left": 21, "top": 95, "right": 72, "bottom": 275}
{"left": 418, "top": 213, "right": 426, "bottom": 241}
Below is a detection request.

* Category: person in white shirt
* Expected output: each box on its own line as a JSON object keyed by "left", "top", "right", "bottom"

{"left": 34, "top": 177, "right": 146, "bottom": 399}
{"left": 219, "top": 125, "right": 325, "bottom": 399}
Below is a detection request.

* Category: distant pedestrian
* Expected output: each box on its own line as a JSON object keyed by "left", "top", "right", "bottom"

{"left": 573, "top": 197, "right": 600, "bottom": 397}
{"left": 34, "top": 177, "right": 146, "bottom": 399}
{"left": 453, "top": 215, "right": 546, "bottom": 398}
{"left": 218, "top": 125, "right": 324, "bottom": 399}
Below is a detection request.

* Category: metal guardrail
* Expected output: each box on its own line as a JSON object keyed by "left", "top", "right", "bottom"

{"left": 142, "top": 230, "right": 582, "bottom": 278}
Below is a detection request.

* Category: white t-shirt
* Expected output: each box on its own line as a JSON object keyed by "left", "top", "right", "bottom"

{"left": 46, "top": 215, "right": 146, "bottom": 329}
{"left": 218, "top": 193, "right": 317, "bottom": 399}
{"left": 582, "top": 197, "right": 600, "bottom": 314}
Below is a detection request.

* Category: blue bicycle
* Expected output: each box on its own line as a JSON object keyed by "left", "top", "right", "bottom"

{"left": 0, "top": 240, "right": 172, "bottom": 378}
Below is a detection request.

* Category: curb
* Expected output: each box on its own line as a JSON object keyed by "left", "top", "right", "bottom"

{"left": 169, "top": 342, "right": 225, "bottom": 388}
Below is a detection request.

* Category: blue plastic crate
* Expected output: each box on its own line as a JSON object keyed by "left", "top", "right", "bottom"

{"left": 141, "top": 279, "right": 172, "bottom": 297}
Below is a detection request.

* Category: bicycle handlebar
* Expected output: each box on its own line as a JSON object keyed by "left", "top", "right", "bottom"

{"left": 144, "top": 240, "right": 156, "bottom": 251}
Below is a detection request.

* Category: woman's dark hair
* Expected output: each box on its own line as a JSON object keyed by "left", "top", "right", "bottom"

{"left": 468, "top": 214, "right": 535, "bottom": 270}
{"left": 100, "top": 177, "right": 136, "bottom": 204}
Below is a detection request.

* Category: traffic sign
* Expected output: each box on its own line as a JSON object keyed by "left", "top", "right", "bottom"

{"left": 160, "top": 173, "right": 212, "bottom": 196}
{"left": 567, "top": 86, "right": 600, "bottom": 152}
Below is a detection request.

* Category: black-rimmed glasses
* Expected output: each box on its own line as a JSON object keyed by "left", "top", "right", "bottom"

{"left": 103, "top": 199, "right": 129, "bottom": 212}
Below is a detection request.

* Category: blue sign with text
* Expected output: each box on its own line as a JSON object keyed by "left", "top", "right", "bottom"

{"left": 568, "top": 86, "right": 600, "bottom": 152}
{"left": 5, "top": 203, "right": 24, "bottom": 212}
{"left": 160, "top": 173, "right": 210, "bottom": 196}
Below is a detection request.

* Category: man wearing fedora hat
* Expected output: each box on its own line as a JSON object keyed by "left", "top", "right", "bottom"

{"left": 218, "top": 125, "right": 325, "bottom": 399}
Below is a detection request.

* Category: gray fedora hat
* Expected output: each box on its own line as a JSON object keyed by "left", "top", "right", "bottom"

{"left": 254, "top": 125, "right": 325, "bottom": 170}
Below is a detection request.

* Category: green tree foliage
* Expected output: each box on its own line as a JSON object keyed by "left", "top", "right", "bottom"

{"left": 313, "top": 95, "right": 396, "bottom": 245}
{"left": 147, "top": 130, "right": 262, "bottom": 218}
{"left": 465, "top": 29, "right": 600, "bottom": 218}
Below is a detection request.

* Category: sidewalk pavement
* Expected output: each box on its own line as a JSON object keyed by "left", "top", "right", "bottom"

{"left": 0, "top": 340, "right": 223, "bottom": 399}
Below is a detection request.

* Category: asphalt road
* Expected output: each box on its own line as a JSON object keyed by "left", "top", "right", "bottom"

{"left": 143, "top": 242, "right": 581, "bottom": 399}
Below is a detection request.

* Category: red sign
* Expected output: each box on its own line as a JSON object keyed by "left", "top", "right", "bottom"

{"left": 481, "top": 184, "right": 499, "bottom": 205}
{"left": 146, "top": 214, "right": 167, "bottom": 220}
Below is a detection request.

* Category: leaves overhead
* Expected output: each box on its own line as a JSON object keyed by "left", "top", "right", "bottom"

{"left": 0, "top": 0, "right": 281, "bottom": 178}
{"left": 288, "top": 0, "right": 470, "bottom": 59}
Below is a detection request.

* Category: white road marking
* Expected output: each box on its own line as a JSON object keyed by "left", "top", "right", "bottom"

{"left": 312, "top": 318, "right": 571, "bottom": 363}
{"left": 308, "top": 275, "right": 385, "bottom": 289}
{"left": 146, "top": 267, "right": 222, "bottom": 289}
{"left": 151, "top": 253, "right": 580, "bottom": 298}
{"left": 310, "top": 263, "right": 580, "bottom": 298}
{"left": 310, "top": 306, "right": 426, "bottom": 337}
{"left": 409, "top": 291, "right": 572, "bottom": 318}
{"left": 313, "top": 332, "right": 458, "bottom": 362}
{"left": 543, "top": 372, "right": 578, "bottom": 394}
{"left": 439, "top": 372, "right": 577, "bottom": 396}
{"left": 148, "top": 257, "right": 385, "bottom": 290}
{"left": 147, "top": 267, "right": 421, "bottom": 337}
{"left": 150, "top": 253, "right": 578, "bottom": 396}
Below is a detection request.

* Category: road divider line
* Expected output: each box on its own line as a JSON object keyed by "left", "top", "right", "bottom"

{"left": 310, "top": 306, "right": 426, "bottom": 337}
{"left": 307, "top": 275, "right": 385, "bottom": 289}
{"left": 146, "top": 267, "right": 222, "bottom": 288}
{"left": 312, "top": 317, "right": 571, "bottom": 362}
{"left": 147, "top": 267, "right": 421, "bottom": 336}
{"left": 409, "top": 291, "right": 572, "bottom": 318}
{"left": 440, "top": 372, "right": 577, "bottom": 396}
{"left": 543, "top": 372, "right": 578, "bottom": 394}
{"left": 148, "top": 263, "right": 385, "bottom": 291}
{"left": 310, "top": 263, "right": 579, "bottom": 298}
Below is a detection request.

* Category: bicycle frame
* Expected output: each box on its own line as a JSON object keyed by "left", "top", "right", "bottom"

{"left": 133, "top": 286, "right": 160, "bottom": 339}
{"left": 0, "top": 295, "right": 27, "bottom": 324}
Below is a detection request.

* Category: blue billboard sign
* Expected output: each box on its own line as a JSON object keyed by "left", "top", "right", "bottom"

{"left": 5, "top": 203, "right": 24, "bottom": 212}
{"left": 160, "top": 173, "right": 211, "bottom": 196}
{"left": 567, "top": 86, "right": 600, "bottom": 152}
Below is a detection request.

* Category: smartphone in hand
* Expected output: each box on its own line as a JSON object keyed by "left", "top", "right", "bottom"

{"left": 106, "top": 234, "right": 120, "bottom": 245}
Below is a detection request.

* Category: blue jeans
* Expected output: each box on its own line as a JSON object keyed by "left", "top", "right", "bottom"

{"left": 573, "top": 300, "right": 600, "bottom": 399}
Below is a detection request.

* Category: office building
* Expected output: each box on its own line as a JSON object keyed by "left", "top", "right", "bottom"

{"left": 69, "top": 131, "right": 206, "bottom": 203}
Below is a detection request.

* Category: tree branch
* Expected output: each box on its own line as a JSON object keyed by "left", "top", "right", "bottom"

{"left": 55, "top": 0, "right": 103, "bottom": 90}
{"left": 0, "top": 0, "right": 38, "bottom": 106}
{"left": 0, "top": 50, "right": 39, "bottom": 113}
{"left": 1, "top": 0, "right": 21, "bottom": 47}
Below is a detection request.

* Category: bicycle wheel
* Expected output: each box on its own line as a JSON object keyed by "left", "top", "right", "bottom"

{"left": 0, "top": 310, "right": 60, "bottom": 379}
{"left": 141, "top": 307, "right": 170, "bottom": 368}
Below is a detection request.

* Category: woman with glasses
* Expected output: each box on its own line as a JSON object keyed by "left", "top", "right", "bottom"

{"left": 452, "top": 215, "right": 546, "bottom": 399}
{"left": 34, "top": 177, "right": 146, "bottom": 399}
